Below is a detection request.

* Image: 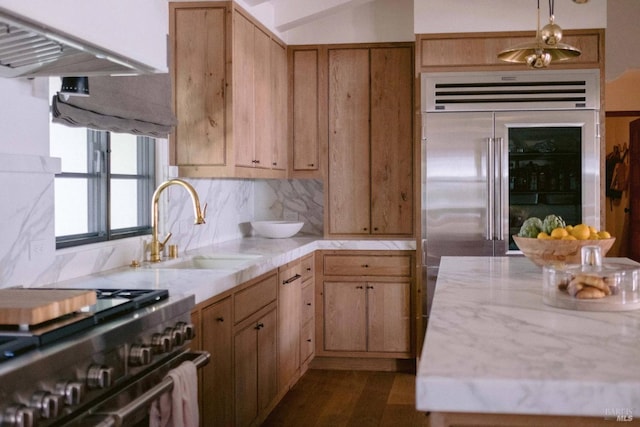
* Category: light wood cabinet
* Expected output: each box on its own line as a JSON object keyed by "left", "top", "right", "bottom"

{"left": 233, "top": 272, "right": 278, "bottom": 427}
{"left": 417, "top": 29, "right": 604, "bottom": 72}
{"left": 200, "top": 297, "right": 233, "bottom": 427}
{"left": 318, "top": 251, "right": 414, "bottom": 358}
{"left": 169, "top": 2, "right": 287, "bottom": 178}
{"left": 290, "top": 48, "right": 322, "bottom": 176}
{"left": 327, "top": 45, "right": 414, "bottom": 236}
{"left": 234, "top": 307, "right": 277, "bottom": 427}
{"left": 277, "top": 260, "right": 302, "bottom": 392}
{"left": 299, "top": 254, "right": 315, "bottom": 368}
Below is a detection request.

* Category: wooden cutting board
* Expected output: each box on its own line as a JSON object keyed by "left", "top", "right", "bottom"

{"left": 0, "top": 289, "right": 97, "bottom": 326}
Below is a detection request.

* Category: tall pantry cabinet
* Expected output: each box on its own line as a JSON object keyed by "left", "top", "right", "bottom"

{"left": 169, "top": 2, "right": 287, "bottom": 178}
{"left": 327, "top": 45, "right": 414, "bottom": 236}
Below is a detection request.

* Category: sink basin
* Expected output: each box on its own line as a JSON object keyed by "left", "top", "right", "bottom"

{"left": 152, "top": 253, "right": 263, "bottom": 270}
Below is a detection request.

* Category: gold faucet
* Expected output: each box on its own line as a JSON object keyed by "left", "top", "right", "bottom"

{"left": 150, "top": 179, "right": 206, "bottom": 263}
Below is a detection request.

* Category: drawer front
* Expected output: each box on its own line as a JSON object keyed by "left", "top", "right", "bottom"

{"left": 323, "top": 255, "right": 411, "bottom": 276}
{"left": 234, "top": 273, "right": 277, "bottom": 323}
{"left": 300, "top": 320, "right": 314, "bottom": 363}
{"left": 300, "top": 282, "right": 314, "bottom": 324}
{"left": 300, "top": 254, "right": 314, "bottom": 282}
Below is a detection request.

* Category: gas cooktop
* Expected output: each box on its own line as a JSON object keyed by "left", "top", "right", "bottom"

{"left": 0, "top": 288, "right": 168, "bottom": 362}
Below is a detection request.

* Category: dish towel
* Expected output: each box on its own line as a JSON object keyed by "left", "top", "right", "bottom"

{"left": 149, "top": 360, "right": 199, "bottom": 427}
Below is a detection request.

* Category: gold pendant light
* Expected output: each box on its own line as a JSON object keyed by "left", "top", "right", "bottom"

{"left": 497, "top": 0, "right": 581, "bottom": 69}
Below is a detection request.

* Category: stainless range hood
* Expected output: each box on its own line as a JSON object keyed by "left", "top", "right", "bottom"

{"left": 0, "top": 8, "right": 157, "bottom": 78}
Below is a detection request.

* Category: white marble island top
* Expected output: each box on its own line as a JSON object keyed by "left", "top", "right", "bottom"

{"left": 416, "top": 256, "right": 640, "bottom": 419}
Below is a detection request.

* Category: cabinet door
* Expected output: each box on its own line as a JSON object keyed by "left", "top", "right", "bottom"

{"left": 323, "top": 281, "right": 367, "bottom": 351}
{"left": 234, "top": 319, "right": 258, "bottom": 427}
{"left": 174, "top": 7, "right": 227, "bottom": 166}
{"left": 278, "top": 264, "right": 301, "bottom": 391}
{"left": 292, "top": 49, "right": 319, "bottom": 171}
{"left": 328, "top": 48, "right": 371, "bottom": 234}
{"left": 257, "top": 309, "right": 278, "bottom": 413}
{"left": 253, "top": 26, "right": 272, "bottom": 169}
{"left": 271, "top": 39, "right": 288, "bottom": 170}
{"left": 367, "top": 281, "right": 411, "bottom": 353}
{"left": 201, "top": 297, "right": 233, "bottom": 427}
{"left": 370, "top": 47, "right": 414, "bottom": 235}
{"left": 233, "top": 12, "right": 256, "bottom": 168}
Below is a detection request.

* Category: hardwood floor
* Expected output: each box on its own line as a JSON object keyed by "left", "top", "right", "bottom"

{"left": 262, "top": 369, "right": 430, "bottom": 427}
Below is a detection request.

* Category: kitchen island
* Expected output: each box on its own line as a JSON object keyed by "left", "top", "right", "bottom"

{"left": 417, "top": 256, "right": 640, "bottom": 426}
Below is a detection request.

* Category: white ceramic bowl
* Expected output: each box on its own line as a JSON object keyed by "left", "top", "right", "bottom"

{"left": 251, "top": 221, "right": 304, "bottom": 239}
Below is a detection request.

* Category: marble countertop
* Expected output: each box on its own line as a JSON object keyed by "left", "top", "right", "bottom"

{"left": 45, "top": 236, "right": 415, "bottom": 305}
{"left": 416, "top": 256, "right": 640, "bottom": 418}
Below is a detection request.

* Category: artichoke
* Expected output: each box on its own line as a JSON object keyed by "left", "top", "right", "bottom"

{"left": 542, "top": 214, "right": 566, "bottom": 234}
{"left": 518, "top": 217, "right": 543, "bottom": 238}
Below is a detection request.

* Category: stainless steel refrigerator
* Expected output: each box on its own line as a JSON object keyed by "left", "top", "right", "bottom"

{"left": 420, "top": 70, "right": 601, "bottom": 327}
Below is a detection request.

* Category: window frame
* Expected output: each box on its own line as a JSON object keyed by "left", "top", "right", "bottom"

{"left": 55, "top": 130, "right": 155, "bottom": 249}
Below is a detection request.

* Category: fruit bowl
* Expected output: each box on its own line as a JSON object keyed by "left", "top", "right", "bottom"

{"left": 513, "top": 235, "right": 616, "bottom": 267}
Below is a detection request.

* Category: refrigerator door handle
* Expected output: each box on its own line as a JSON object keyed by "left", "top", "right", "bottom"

{"left": 495, "top": 136, "right": 505, "bottom": 240}
{"left": 487, "top": 137, "right": 494, "bottom": 240}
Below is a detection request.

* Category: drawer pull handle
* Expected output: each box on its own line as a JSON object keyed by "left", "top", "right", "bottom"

{"left": 283, "top": 274, "right": 302, "bottom": 285}
{"left": 361, "top": 264, "right": 369, "bottom": 268}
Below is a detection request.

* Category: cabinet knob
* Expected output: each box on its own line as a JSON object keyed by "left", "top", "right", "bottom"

{"left": 367, "top": 285, "right": 374, "bottom": 290}
{"left": 361, "top": 264, "right": 369, "bottom": 268}
{"left": 216, "top": 317, "right": 225, "bottom": 323}
{"left": 306, "top": 339, "right": 312, "bottom": 342}
{"left": 307, "top": 163, "right": 315, "bottom": 167}
{"left": 306, "top": 302, "right": 312, "bottom": 306}
{"left": 255, "top": 322, "right": 264, "bottom": 330}
{"left": 356, "top": 285, "right": 364, "bottom": 289}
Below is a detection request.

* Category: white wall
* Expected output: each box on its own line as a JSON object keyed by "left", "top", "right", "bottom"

{"left": 413, "top": 0, "right": 606, "bottom": 34}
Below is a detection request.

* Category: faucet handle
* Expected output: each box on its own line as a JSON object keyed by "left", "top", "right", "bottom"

{"left": 160, "top": 232, "right": 172, "bottom": 248}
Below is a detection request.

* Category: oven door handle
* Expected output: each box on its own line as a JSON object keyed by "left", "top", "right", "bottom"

{"left": 95, "top": 351, "right": 210, "bottom": 427}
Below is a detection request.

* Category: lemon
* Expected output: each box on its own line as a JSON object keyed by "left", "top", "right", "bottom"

{"left": 565, "top": 225, "right": 574, "bottom": 233}
{"left": 537, "top": 231, "right": 551, "bottom": 239}
{"left": 570, "top": 224, "right": 591, "bottom": 240}
{"left": 561, "top": 235, "right": 577, "bottom": 240}
{"left": 550, "top": 227, "right": 568, "bottom": 239}
{"left": 589, "top": 232, "right": 599, "bottom": 240}
{"left": 598, "top": 230, "right": 612, "bottom": 239}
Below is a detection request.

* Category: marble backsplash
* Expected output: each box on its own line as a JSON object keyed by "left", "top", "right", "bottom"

{"left": 0, "top": 153, "right": 323, "bottom": 288}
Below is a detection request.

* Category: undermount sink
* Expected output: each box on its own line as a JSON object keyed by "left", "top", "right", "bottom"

{"left": 151, "top": 253, "right": 264, "bottom": 270}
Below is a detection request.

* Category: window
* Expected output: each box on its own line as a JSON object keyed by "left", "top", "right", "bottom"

{"left": 50, "top": 92, "right": 156, "bottom": 248}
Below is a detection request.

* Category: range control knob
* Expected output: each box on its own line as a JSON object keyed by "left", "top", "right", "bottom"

{"left": 54, "top": 380, "right": 84, "bottom": 406}
{"left": 86, "top": 365, "right": 114, "bottom": 389}
{"left": 129, "top": 344, "right": 152, "bottom": 366}
{"left": 151, "top": 333, "right": 172, "bottom": 354}
{"left": 1, "top": 404, "right": 36, "bottom": 427}
{"left": 30, "top": 390, "right": 63, "bottom": 419}
{"left": 175, "top": 322, "right": 195, "bottom": 340}
{"left": 165, "top": 327, "right": 184, "bottom": 347}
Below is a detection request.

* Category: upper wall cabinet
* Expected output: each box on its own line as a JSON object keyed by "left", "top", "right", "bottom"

{"left": 417, "top": 29, "right": 604, "bottom": 72}
{"left": 169, "top": 2, "right": 287, "bottom": 178}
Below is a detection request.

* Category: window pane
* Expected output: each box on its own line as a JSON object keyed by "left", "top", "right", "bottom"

{"left": 55, "top": 178, "right": 89, "bottom": 236}
{"left": 111, "top": 179, "right": 140, "bottom": 229}
{"left": 111, "top": 133, "right": 139, "bottom": 175}
{"left": 50, "top": 124, "right": 88, "bottom": 173}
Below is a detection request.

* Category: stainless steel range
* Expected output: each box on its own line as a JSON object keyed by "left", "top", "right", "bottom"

{"left": 0, "top": 288, "right": 209, "bottom": 427}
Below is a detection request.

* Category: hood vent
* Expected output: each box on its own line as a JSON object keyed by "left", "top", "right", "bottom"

{"left": 0, "top": 9, "right": 156, "bottom": 78}
{"left": 422, "top": 70, "right": 600, "bottom": 112}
